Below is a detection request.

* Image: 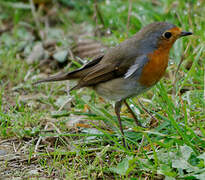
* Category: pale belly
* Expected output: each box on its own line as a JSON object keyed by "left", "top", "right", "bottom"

{"left": 93, "top": 77, "right": 148, "bottom": 102}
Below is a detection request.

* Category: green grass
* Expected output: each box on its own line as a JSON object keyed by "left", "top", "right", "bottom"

{"left": 0, "top": 0, "right": 205, "bottom": 179}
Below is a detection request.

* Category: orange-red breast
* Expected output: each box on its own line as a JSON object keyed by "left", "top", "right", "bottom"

{"left": 34, "top": 22, "right": 192, "bottom": 146}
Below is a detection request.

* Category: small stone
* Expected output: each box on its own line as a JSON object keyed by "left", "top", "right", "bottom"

{"left": 27, "top": 169, "right": 39, "bottom": 175}
{"left": 0, "top": 149, "right": 7, "bottom": 156}
{"left": 53, "top": 50, "right": 68, "bottom": 63}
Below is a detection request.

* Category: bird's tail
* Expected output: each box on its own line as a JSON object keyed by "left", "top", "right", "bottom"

{"left": 33, "top": 71, "right": 76, "bottom": 85}
{"left": 33, "top": 54, "right": 104, "bottom": 86}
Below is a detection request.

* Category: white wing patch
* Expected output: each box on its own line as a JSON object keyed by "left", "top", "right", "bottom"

{"left": 124, "top": 63, "right": 140, "bottom": 79}
{"left": 124, "top": 55, "right": 147, "bottom": 79}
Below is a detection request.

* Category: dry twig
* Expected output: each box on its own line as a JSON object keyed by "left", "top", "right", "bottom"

{"left": 127, "top": 0, "right": 132, "bottom": 35}
{"left": 137, "top": 98, "right": 159, "bottom": 125}
{"left": 172, "top": 42, "right": 191, "bottom": 95}
{"left": 94, "top": 0, "right": 105, "bottom": 27}
{"left": 29, "top": 0, "right": 42, "bottom": 40}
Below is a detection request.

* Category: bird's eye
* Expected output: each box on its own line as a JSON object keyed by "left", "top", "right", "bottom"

{"left": 163, "top": 32, "right": 172, "bottom": 39}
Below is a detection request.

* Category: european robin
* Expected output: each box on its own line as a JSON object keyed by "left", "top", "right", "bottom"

{"left": 34, "top": 22, "right": 192, "bottom": 146}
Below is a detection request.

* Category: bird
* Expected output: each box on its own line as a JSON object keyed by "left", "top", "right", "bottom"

{"left": 34, "top": 22, "right": 192, "bottom": 147}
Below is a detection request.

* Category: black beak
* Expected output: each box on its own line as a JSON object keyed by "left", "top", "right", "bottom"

{"left": 180, "top": 31, "right": 193, "bottom": 37}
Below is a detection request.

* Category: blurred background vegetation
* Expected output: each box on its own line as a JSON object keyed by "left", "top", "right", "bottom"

{"left": 0, "top": 0, "right": 204, "bottom": 179}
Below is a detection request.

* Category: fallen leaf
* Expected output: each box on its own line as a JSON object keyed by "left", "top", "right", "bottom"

{"left": 110, "top": 156, "right": 133, "bottom": 176}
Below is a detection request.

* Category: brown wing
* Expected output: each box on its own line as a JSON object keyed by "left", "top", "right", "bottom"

{"left": 72, "top": 38, "right": 143, "bottom": 89}
{"left": 33, "top": 55, "right": 104, "bottom": 85}
{"left": 70, "top": 63, "right": 117, "bottom": 90}
{"left": 71, "top": 54, "right": 148, "bottom": 91}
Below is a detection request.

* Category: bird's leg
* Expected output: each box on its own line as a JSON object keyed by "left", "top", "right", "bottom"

{"left": 124, "top": 100, "right": 142, "bottom": 127}
{"left": 115, "top": 100, "right": 126, "bottom": 147}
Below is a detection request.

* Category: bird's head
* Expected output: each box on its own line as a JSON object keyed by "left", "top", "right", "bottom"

{"left": 137, "top": 22, "right": 192, "bottom": 52}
